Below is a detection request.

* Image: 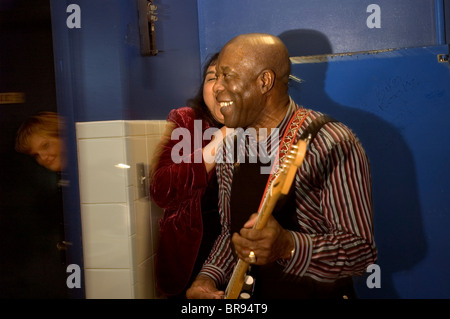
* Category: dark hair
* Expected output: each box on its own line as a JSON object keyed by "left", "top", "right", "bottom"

{"left": 187, "top": 52, "right": 221, "bottom": 126}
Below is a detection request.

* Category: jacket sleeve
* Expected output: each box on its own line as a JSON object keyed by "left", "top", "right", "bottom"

{"left": 150, "top": 108, "right": 216, "bottom": 296}
{"left": 149, "top": 108, "right": 211, "bottom": 209}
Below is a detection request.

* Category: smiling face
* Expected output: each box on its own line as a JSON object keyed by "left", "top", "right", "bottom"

{"left": 28, "top": 133, "right": 63, "bottom": 172}
{"left": 213, "top": 42, "right": 265, "bottom": 129}
{"left": 203, "top": 64, "right": 224, "bottom": 124}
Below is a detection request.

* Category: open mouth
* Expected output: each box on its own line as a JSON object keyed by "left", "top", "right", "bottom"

{"left": 219, "top": 101, "right": 234, "bottom": 113}
{"left": 219, "top": 101, "right": 233, "bottom": 107}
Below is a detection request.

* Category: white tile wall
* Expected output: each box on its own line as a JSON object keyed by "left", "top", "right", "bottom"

{"left": 76, "top": 120, "right": 167, "bottom": 299}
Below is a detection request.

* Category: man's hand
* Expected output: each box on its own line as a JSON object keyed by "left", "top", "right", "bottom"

{"left": 186, "top": 276, "right": 224, "bottom": 299}
{"left": 232, "top": 213, "right": 294, "bottom": 265}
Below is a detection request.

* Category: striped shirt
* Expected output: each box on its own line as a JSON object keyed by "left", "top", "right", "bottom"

{"left": 199, "top": 101, "right": 377, "bottom": 287}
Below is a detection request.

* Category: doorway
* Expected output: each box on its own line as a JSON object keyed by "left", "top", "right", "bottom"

{"left": 0, "top": 0, "right": 69, "bottom": 298}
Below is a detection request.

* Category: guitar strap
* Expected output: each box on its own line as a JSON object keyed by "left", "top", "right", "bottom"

{"left": 265, "top": 109, "right": 337, "bottom": 211}
{"left": 229, "top": 107, "right": 310, "bottom": 235}
{"left": 230, "top": 108, "right": 335, "bottom": 234}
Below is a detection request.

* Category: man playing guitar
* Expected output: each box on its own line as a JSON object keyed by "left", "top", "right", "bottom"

{"left": 186, "top": 33, "right": 377, "bottom": 299}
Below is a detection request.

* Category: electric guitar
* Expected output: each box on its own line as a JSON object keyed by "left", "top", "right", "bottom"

{"left": 224, "top": 136, "right": 310, "bottom": 299}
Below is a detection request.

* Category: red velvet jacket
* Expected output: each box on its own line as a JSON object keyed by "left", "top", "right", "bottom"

{"left": 150, "top": 107, "right": 217, "bottom": 296}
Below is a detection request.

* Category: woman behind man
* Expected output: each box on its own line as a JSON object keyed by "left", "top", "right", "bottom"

{"left": 150, "top": 53, "right": 230, "bottom": 298}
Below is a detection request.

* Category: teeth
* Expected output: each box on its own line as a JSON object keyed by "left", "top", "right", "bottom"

{"left": 219, "top": 101, "right": 233, "bottom": 107}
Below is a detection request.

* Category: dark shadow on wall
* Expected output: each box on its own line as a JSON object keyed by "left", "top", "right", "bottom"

{"left": 278, "top": 29, "right": 427, "bottom": 298}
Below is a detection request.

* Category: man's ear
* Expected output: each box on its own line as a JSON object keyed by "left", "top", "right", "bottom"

{"left": 259, "top": 69, "right": 275, "bottom": 94}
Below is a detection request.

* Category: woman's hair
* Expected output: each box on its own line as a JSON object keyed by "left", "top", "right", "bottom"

{"left": 187, "top": 52, "right": 221, "bottom": 126}
{"left": 15, "top": 111, "right": 63, "bottom": 154}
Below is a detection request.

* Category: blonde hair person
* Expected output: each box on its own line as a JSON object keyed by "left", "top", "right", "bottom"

{"left": 15, "top": 111, "right": 66, "bottom": 172}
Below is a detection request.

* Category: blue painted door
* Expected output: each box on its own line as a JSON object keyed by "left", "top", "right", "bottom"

{"left": 289, "top": 44, "right": 450, "bottom": 298}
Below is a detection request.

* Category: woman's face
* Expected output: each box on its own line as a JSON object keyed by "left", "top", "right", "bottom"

{"left": 203, "top": 64, "right": 224, "bottom": 124}
{"left": 28, "top": 133, "right": 64, "bottom": 172}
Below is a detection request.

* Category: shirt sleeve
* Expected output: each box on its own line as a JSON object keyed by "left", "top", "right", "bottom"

{"left": 196, "top": 158, "right": 236, "bottom": 288}
{"left": 280, "top": 123, "right": 377, "bottom": 282}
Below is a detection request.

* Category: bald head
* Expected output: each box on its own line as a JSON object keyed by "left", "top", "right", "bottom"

{"left": 221, "top": 33, "right": 291, "bottom": 87}
{"left": 213, "top": 33, "right": 292, "bottom": 129}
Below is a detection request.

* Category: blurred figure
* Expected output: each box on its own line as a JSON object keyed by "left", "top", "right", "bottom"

{"left": 4, "top": 111, "right": 69, "bottom": 298}
{"left": 15, "top": 111, "right": 66, "bottom": 172}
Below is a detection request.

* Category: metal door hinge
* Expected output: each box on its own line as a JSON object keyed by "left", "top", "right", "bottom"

{"left": 138, "top": 0, "right": 158, "bottom": 56}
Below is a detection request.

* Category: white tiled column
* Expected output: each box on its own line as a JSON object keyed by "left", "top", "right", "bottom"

{"left": 75, "top": 120, "right": 166, "bottom": 299}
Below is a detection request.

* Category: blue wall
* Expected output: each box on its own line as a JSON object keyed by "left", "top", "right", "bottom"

{"left": 50, "top": 0, "right": 203, "bottom": 298}
{"left": 290, "top": 46, "right": 450, "bottom": 298}
{"left": 52, "top": 0, "right": 202, "bottom": 122}
{"left": 53, "top": 0, "right": 446, "bottom": 121}
{"left": 198, "top": 0, "right": 439, "bottom": 62}
{"left": 51, "top": 0, "right": 450, "bottom": 298}
{"left": 447, "top": 1, "right": 450, "bottom": 44}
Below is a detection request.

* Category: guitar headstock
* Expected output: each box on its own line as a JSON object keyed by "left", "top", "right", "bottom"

{"left": 270, "top": 138, "right": 309, "bottom": 196}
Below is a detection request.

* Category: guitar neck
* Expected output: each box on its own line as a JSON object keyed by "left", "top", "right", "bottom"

{"left": 224, "top": 138, "right": 308, "bottom": 299}
{"left": 253, "top": 189, "right": 282, "bottom": 230}
{"left": 224, "top": 190, "right": 280, "bottom": 299}
{"left": 224, "top": 259, "right": 250, "bottom": 299}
